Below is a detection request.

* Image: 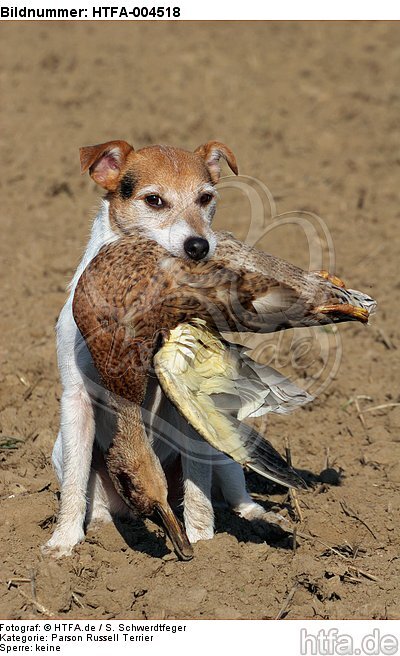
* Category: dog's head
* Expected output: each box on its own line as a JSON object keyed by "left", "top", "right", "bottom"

{"left": 80, "top": 140, "right": 238, "bottom": 260}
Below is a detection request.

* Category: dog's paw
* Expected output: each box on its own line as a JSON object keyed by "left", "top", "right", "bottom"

{"left": 235, "top": 501, "right": 289, "bottom": 527}
{"left": 86, "top": 505, "right": 113, "bottom": 527}
{"left": 185, "top": 524, "right": 214, "bottom": 544}
{"left": 234, "top": 501, "right": 293, "bottom": 542}
{"left": 41, "top": 542, "right": 74, "bottom": 559}
{"left": 41, "top": 528, "right": 85, "bottom": 558}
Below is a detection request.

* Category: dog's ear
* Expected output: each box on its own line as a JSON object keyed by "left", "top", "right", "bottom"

{"left": 79, "top": 140, "right": 134, "bottom": 191}
{"left": 194, "top": 141, "right": 238, "bottom": 183}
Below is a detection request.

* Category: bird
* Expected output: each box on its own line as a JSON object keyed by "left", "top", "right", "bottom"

{"left": 72, "top": 229, "right": 376, "bottom": 554}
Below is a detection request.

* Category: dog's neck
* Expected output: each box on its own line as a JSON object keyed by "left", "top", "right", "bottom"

{"left": 68, "top": 200, "right": 120, "bottom": 295}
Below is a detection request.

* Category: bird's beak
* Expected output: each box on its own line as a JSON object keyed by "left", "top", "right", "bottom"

{"left": 154, "top": 503, "right": 194, "bottom": 561}
{"left": 314, "top": 302, "right": 369, "bottom": 324}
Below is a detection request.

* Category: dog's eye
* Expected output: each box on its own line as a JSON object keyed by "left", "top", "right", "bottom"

{"left": 145, "top": 194, "right": 164, "bottom": 208}
{"left": 199, "top": 193, "right": 213, "bottom": 206}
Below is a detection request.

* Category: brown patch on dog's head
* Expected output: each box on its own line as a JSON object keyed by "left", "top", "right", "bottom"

{"left": 194, "top": 140, "right": 238, "bottom": 183}
{"left": 123, "top": 144, "right": 212, "bottom": 191}
{"left": 80, "top": 140, "right": 134, "bottom": 191}
{"left": 79, "top": 141, "right": 238, "bottom": 259}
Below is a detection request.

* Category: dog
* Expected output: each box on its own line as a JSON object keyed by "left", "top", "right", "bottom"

{"left": 43, "top": 140, "right": 282, "bottom": 557}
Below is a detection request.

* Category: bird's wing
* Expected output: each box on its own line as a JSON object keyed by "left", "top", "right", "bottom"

{"left": 154, "top": 319, "right": 307, "bottom": 489}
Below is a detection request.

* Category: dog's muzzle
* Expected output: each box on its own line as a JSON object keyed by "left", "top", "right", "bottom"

{"left": 184, "top": 237, "right": 210, "bottom": 261}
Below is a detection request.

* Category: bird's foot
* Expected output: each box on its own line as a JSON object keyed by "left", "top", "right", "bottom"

{"left": 313, "top": 269, "right": 346, "bottom": 288}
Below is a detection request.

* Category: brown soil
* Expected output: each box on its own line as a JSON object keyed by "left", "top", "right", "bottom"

{"left": 0, "top": 21, "right": 399, "bottom": 621}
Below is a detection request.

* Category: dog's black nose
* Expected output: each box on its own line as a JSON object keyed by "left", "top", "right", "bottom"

{"left": 184, "top": 237, "right": 210, "bottom": 261}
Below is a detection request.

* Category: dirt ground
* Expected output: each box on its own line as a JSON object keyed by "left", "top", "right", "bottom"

{"left": 0, "top": 21, "right": 399, "bottom": 620}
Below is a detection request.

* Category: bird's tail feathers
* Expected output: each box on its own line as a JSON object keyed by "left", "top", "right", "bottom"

{"left": 230, "top": 416, "right": 307, "bottom": 489}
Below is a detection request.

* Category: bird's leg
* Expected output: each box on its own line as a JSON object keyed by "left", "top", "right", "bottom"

{"left": 313, "top": 302, "right": 369, "bottom": 323}
{"left": 312, "top": 269, "right": 346, "bottom": 288}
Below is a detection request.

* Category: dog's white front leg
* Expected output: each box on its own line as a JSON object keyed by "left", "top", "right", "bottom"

{"left": 182, "top": 453, "right": 214, "bottom": 543}
{"left": 179, "top": 418, "right": 214, "bottom": 543}
{"left": 43, "top": 386, "right": 95, "bottom": 557}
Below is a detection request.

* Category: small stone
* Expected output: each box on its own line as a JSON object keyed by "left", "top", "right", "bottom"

{"left": 162, "top": 552, "right": 176, "bottom": 562}
{"left": 164, "top": 563, "right": 175, "bottom": 576}
{"left": 386, "top": 461, "right": 400, "bottom": 484}
{"left": 35, "top": 561, "right": 72, "bottom": 613}
{"left": 133, "top": 588, "right": 147, "bottom": 599}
